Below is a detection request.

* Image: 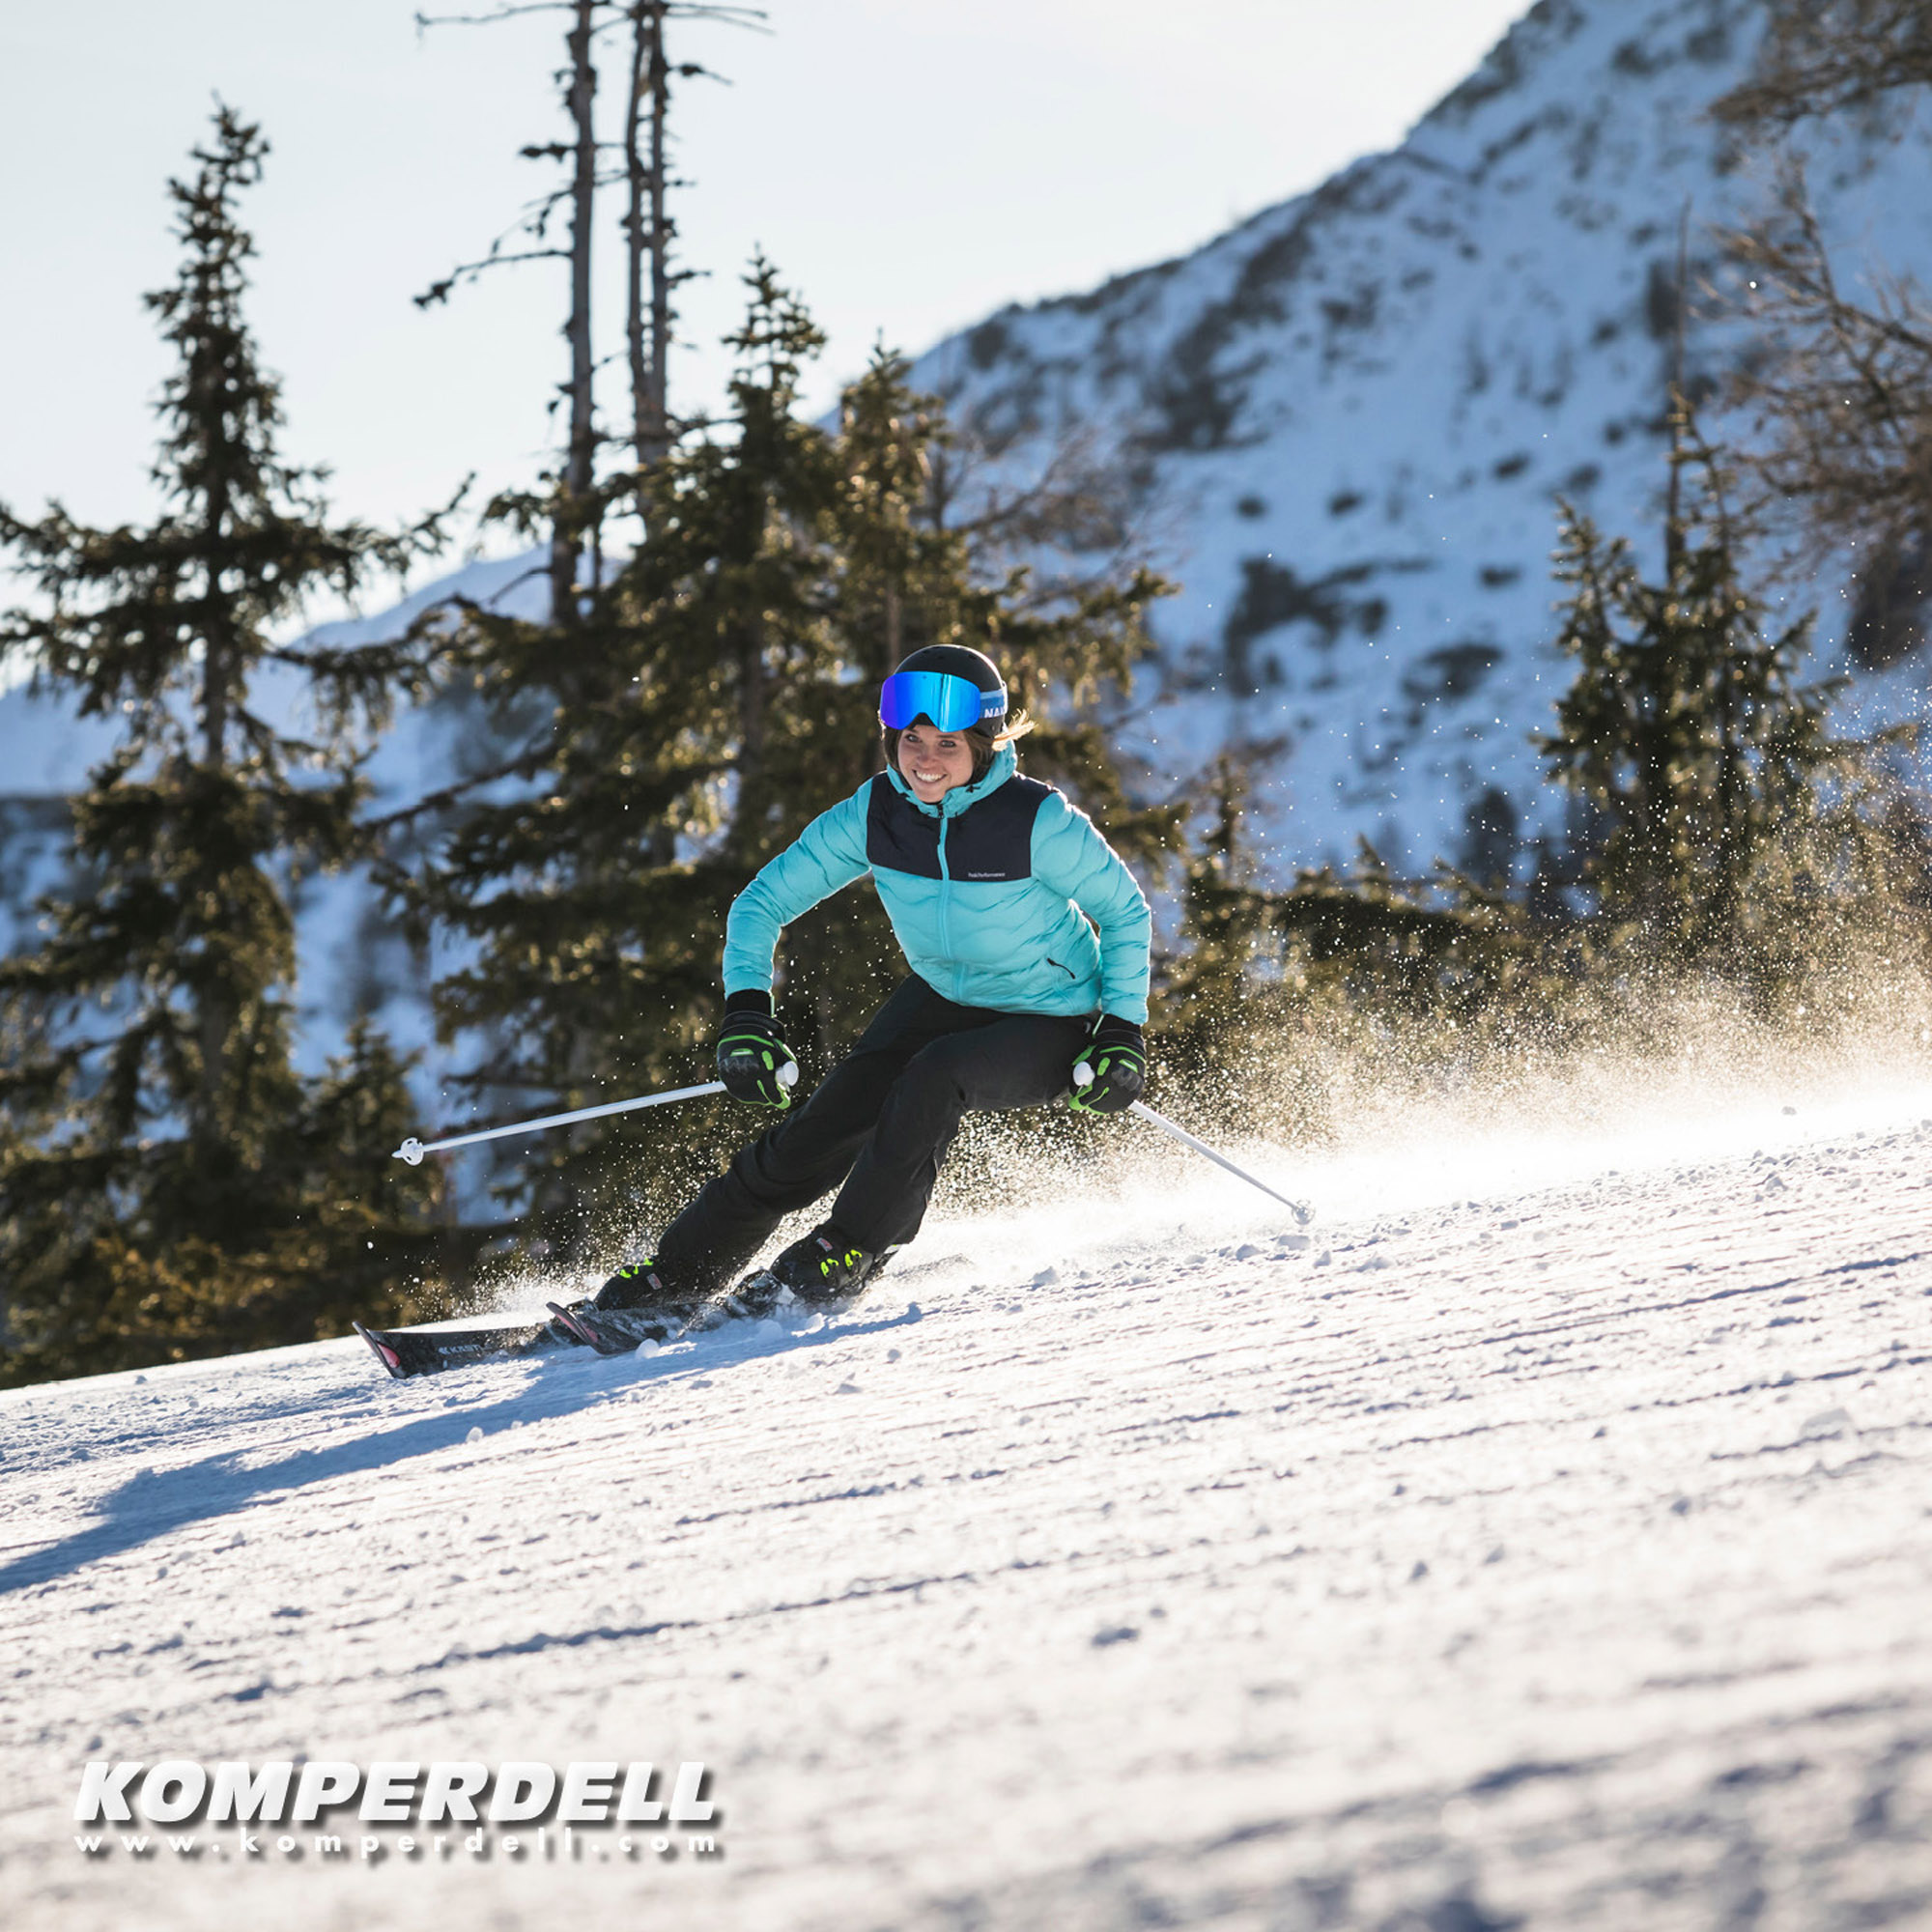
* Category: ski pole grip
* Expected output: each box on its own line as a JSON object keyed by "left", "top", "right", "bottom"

{"left": 779, "top": 1062, "right": 798, "bottom": 1090}
{"left": 1073, "top": 1064, "right": 1094, "bottom": 1087}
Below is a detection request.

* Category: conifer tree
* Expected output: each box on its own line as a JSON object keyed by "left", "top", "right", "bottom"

{"left": 1151, "top": 762, "right": 1283, "bottom": 1085}
{"left": 781, "top": 343, "right": 1179, "bottom": 1050}
{"left": 828, "top": 348, "right": 1173, "bottom": 826}
{"left": 1536, "top": 409, "right": 1898, "bottom": 978}
{"left": 411, "top": 261, "right": 835, "bottom": 1256}
{"left": 410, "top": 270, "right": 1171, "bottom": 1262}
{"left": 0, "top": 109, "right": 446, "bottom": 1383}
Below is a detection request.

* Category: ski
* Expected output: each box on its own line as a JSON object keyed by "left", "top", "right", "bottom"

{"left": 677, "top": 1269, "right": 880, "bottom": 1336}
{"left": 352, "top": 1315, "right": 579, "bottom": 1380}
{"left": 549, "top": 1274, "right": 868, "bottom": 1355}
{"left": 356, "top": 1273, "right": 878, "bottom": 1379}
{"left": 544, "top": 1299, "right": 689, "bottom": 1355}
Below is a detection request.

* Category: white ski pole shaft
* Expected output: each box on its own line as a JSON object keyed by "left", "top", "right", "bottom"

{"left": 1128, "top": 1100, "right": 1313, "bottom": 1223}
{"left": 1074, "top": 1066, "right": 1313, "bottom": 1223}
{"left": 391, "top": 1065, "right": 793, "bottom": 1165}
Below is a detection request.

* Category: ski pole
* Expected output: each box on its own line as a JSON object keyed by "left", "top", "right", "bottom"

{"left": 392, "top": 1065, "right": 793, "bottom": 1165}
{"left": 1074, "top": 1067, "right": 1313, "bottom": 1223}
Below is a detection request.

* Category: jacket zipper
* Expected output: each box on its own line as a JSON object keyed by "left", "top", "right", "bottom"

{"left": 936, "top": 811, "right": 954, "bottom": 994}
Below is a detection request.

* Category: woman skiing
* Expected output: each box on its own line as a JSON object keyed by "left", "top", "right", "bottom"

{"left": 582, "top": 643, "right": 1151, "bottom": 1329}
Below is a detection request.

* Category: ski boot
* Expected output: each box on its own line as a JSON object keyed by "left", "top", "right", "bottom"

{"left": 689, "top": 1224, "right": 895, "bottom": 1332}
{"left": 593, "top": 1254, "right": 717, "bottom": 1317}
{"left": 548, "top": 1253, "right": 715, "bottom": 1356}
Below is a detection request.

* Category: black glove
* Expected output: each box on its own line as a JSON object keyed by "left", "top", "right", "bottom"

{"left": 1068, "top": 1014, "right": 1147, "bottom": 1116}
{"left": 716, "top": 990, "right": 798, "bottom": 1108}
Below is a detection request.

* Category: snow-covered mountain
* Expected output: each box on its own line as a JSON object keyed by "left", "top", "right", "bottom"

{"left": 5, "top": 1057, "right": 1930, "bottom": 1929}
{"left": 912, "top": 0, "right": 1932, "bottom": 874}
{"left": 8, "top": 0, "right": 1932, "bottom": 1075}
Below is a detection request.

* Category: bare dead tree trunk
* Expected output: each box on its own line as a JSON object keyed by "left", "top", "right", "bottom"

{"left": 623, "top": 6, "right": 651, "bottom": 470}
{"left": 624, "top": 1, "right": 674, "bottom": 476}
{"left": 646, "top": 5, "right": 672, "bottom": 462}
{"left": 553, "top": 0, "right": 599, "bottom": 626}
{"left": 418, "top": 0, "right": 773, "bottom": 608}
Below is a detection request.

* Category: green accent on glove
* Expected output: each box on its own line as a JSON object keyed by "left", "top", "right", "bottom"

{"left": 1068, "top": 1014, "right": 1147, "bottom": 1117}
{"left": 716, "top": 990, "right": 798, "bottom": 1108}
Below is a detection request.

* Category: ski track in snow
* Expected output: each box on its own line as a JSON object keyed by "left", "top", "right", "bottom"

{"left": 4, "top": 1084, "right": 1932, "bottom": 1929}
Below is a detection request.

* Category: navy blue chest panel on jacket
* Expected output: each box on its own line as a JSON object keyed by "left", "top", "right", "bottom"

{"left": 864, "top": 773, "right": 1051, "bottom": 882}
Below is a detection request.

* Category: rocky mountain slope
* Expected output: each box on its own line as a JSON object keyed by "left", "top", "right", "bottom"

{"left": 912, "top": 0, "right": 1932, "bottom": 876}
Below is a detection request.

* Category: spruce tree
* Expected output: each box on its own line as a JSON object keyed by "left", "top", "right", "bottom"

{"left": 1151, "top": 762, "right": 1284, "bottom": 1084}
{"left": 1537, "top": 411, "right": 1897, "bottom": 980}
{"left": 780, "top": 343, "right": 1178, "bottom": 1050}
{"left": 827, "top": 346, "right": 1173, "bottom": 832}
{"left": 0, "top": 109, "right": 446, "bottom": 1383}
{"left": 411, "top": 261, "right": 834, "bottom": 1259}
{"left": 412, "top": 269, "right": 1172, "bottom": 1264}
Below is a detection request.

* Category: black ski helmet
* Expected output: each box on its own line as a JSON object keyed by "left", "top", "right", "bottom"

{"left": 887, "top": 644, "right": 1008, "bottom": 727}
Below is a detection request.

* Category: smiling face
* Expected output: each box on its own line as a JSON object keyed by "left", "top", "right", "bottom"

{"left": 896, "top": 721, "right": 978, "bottom": 804}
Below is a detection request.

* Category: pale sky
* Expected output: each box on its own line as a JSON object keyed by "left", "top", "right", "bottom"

{"left": 1, "top": 0, "right": 1529, "bottom": 553}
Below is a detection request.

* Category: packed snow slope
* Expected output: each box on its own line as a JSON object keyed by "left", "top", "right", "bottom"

{"left": 4, "top": 1067, "right": 1931, "bottom": 1930}
{"left": 914, "top": 0, "right": 1932, "bottom": 874}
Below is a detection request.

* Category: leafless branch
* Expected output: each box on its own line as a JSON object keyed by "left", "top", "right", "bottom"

{"left": 1715, "top": 0, "right": 1932, "bottom": 134}
{"left": 416, "top": 5, "right": 575, "bottom": 28}
{"left": 415, "top": 246, "right": 569, "bottom": 307}
{"left": 1718, "top": 157, "right": 1932, "bottom": 655}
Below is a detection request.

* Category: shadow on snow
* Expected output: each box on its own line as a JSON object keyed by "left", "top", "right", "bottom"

{"left": 0, "top": 1304, "right": 925, "bottom": 1595}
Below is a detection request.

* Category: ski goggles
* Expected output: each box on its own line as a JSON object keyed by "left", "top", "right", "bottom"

{"left": 878, "top": 669, "right": 1007, "bottom": 732}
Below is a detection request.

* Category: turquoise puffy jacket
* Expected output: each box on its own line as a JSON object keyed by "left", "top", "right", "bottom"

{"left": 724, "top": 745, "right": 1152, "bottom": 1024}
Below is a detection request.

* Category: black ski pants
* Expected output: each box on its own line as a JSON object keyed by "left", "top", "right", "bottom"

{"left": 658, "top": 975, "right": 1090, "bottom": 1282}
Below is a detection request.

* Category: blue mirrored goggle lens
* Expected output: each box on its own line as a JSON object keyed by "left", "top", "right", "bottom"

{"left": 878, "top": 669, "right": 1002, "bottom": 732}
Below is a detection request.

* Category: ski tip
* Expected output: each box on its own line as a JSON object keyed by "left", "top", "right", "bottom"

{"left": 353, "top": 1320, "right": 408, "bottom": 1380}
{"left": 547, "top": 1299, "right": 640, "bottom": 1355}
{"left": 546, "top": 1300, "right": 601, "bottom": 1350}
